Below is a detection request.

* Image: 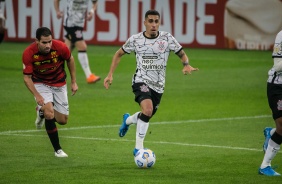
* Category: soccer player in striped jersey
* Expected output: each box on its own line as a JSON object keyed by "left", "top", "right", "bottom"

{"left": 54, "top": 0, "right": 100, "bottom": 84}
{"left": 22, "top": 27, "right": 78, "bottom": 157}
{"left": 104, "top": 10, "right": 199, "bottom": 156}
{"left": 259, "top": 30, "right": 282, "bottom": 176}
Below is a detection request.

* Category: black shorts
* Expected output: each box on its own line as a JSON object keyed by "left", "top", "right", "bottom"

{"left": 132, "top": 82, "right": 163, "bottom": 115}
{"left": 267, "top": 82, "right": 282, "bottom": 120}
{"left": 64, "top": 26, "right": 84, "bottom": 44}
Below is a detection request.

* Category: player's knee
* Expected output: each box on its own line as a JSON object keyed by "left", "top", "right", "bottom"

{"left": 57, "top": 116, "right": 68, "bottom": 125}
{"left": 142, "top": 107, "right": 153, "bottom": 117}
{"left": 44, "top": 110, "right": 54, "bottom": 120}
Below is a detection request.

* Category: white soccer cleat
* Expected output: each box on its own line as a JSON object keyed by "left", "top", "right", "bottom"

{"left": 55, "top": 149, "right": 68, "bottom": 158}
{"left": 35, "top": 107, "right": 44, "bottom": 129}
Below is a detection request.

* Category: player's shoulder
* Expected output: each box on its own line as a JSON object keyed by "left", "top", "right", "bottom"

{"left": 159, "top": 31, "right": 173, "bottom": 37}
{"left": 130, "top": 32, "right": 144, "bottom": 39}
{"left": 275, "top": 30, "right": 282, "bottom": 42}
{"left": 52, "top": 39, "right": 66, "bottom": 46}
{"left": 51, "top": 39, "right": 68, "bottom": 50}
{"left": 276, "top": 30, "right": 282, "bottom": 37}
{"left": 23, "top": 42, "right": 37, "bottom": 55}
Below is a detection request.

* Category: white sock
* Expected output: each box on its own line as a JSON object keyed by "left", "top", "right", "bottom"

{"left": 78, "top": 52, "right": 92, "bottom": 78}
{"left": 126, "top": 112, "right": 140, "bottom": 125}
{"left": 135, "top": 119, "right": 149, "bottom": 149}
{"left": 260, "top": 139, "right": 280, "bottom": 169}
{"left": 270, "top": 128, "right": 276, "bottom": 136}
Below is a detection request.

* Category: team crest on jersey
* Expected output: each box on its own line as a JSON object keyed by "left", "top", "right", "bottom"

{"left": 51, "top": 51, "right": 57, "bottom": 58}
{"left": 140, "top": 84, "right": 149, "bottom": 92}
{"left": 277, "top": 100, "right": 282, "bottom": 110}
{"left": 157, "top": 41, "right": 165, "bottom": 51}
{"left": 33, "top": 55, "right": 39, "bottom": 59}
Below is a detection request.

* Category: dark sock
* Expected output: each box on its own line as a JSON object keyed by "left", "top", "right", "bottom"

{"left": 45, "top": 118, "right": 61, "bottom": 152}
{"left": 271, "top": 131, "right": 282, "bottom": 145}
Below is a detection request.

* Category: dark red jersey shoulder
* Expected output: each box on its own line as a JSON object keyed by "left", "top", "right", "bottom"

{"left": 51, "top": 40, "right": 71, "bottom": 60}
{"left": 23, "top": 42, "right": 39, "bottom": 56}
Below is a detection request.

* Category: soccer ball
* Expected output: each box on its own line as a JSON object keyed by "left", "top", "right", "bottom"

{"left": 134, "top": 148, "right": 156, "bottom": 168}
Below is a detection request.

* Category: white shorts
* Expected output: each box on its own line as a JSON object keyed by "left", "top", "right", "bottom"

{"left": 35, "top": 84, "right": 69, "bottom": 115}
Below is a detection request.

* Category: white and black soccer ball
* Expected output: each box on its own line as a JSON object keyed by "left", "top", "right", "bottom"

{"left": 134, "top": 148, "right": 156, "bottom": 168}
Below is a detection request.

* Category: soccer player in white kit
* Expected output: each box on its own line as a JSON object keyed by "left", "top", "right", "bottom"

{"left": 104, "top": 10, "right": 199, "bottom": 156}
{"left": 54, "top": 0, "right": 100, "bottom": 84}
{"left": 259, "top": 30, "right": 282, "bottom": 176}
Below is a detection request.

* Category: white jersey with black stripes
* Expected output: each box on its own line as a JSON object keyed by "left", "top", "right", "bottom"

{"left": 122, "top": 31, "right": 182, "bottom": 93}
{"left": 268, "top": 30, "right": 282, "bottom": 84}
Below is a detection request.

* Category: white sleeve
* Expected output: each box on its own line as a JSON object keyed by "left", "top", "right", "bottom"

{"left": 273, "top": 58, "right": 282, "bottom": 72}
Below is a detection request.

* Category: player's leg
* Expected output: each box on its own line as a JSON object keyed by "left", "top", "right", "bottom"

{"left": 259, "top": 83, "right": 282, "bottom": 176}
{"left": 126, "top": 112, "right": 141, "bottom": 125}
{"left": 73, "top": 27, "right": 100, "bottom": 83}
{"left": 134, "top": 99, "right": 153, "bottom": 152}
{"left": 34, "top": 84, "right": 49, "bottom": 129}
{"left": 119, "top": 83, "right": 149, "bottom": 137}
{"left": 259, "top": 118, "right": 282, "bottom": 176}
{"left": 44, "top": 84, "right": 70, "bottom": 157}
{"left": 134, "top": 87, "right": 163, "bottom": 155}
{"left": 41, "top": 102, "right": 67, "bottom": 157}
{"left": 63, "top": 26, "right": 75, "bottom": 51}
{"left": 0, "top": 17, "right": 5, "bottom": 44}
{"left": 64, "top": 38, "right": 74, "bottom": 51}
{"left": 118, "top": 112, "right": 140, "bottom": 137}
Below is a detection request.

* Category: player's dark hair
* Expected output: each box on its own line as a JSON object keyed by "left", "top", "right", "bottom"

{"left": 36, "top": 27, "right": 52, "bottom": 40}
{"left": 145, "top": 10, "right": 160, "bottom": 19}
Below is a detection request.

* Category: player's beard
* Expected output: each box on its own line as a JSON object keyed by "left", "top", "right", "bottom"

{"left": 39, "top": 47, "right": 50, "bottom": 55}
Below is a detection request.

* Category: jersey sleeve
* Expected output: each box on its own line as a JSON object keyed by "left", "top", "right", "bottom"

{"left": 273, "top": 31, "right": 282, "bottom": 58}
{"left": 167, "top": 33, "right": 182, "bottom": 53}
{"left": 122, "top": 36, "right": 135, "bottom": 54}
{"left": 22, "top": 48, "right": 34, "bottom": 75}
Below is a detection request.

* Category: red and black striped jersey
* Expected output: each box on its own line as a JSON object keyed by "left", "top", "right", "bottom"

{"left": 22, "top": 40, "right": 71, "bottom": 87}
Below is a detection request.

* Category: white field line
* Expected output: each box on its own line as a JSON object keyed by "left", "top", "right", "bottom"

{"left": 0, "top": 114, "right": 271, "bottom": 134}
{"left": 0, "top": 133, "right": 262, "bottom": 152}
{"left": 0, "top": 115, "right": 271, "bottom": 152}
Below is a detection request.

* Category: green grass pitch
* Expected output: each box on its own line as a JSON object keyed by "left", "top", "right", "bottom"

{"left": 0, "top": 42, "right": 281, "bottom": 183}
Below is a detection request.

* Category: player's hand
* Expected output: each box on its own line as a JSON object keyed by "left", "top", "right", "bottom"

{"left": 35, "top": 95, "right": 45, "bottom": 106}
{"left": 56, "top": 11, "right": 63, "bottom": 19}
{"left": 87, "top": 12, "right": 94, "bottom": 21}
{"left": 71, "top": 82, "right": 78, "bottom": 96}
{"left": 182, "top": 65, "right": 199, "bottom": 75}
{"left": 104, "top": 76, "right": 113, "bottom": 89}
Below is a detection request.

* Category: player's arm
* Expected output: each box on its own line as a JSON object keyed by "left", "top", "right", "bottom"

{"left": 23, "top": 74, "right": 44, "bottom": 106}
{"left": 66, "top": 55, "right": 78, "bottom": 96}
{"left": 103, "top": 48, "right": 126, "bottom": 89}
{"left": 273, "top": 58, "right": 282, "bottom": 72}
{"left": 54, "top": 0, "right": 63, "bottom": 19}
{"left": 176, "top": 49, "right": 199, "bottom": 75}
{"left": 87, "top": 0, "right": 98, "bottom": 21}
